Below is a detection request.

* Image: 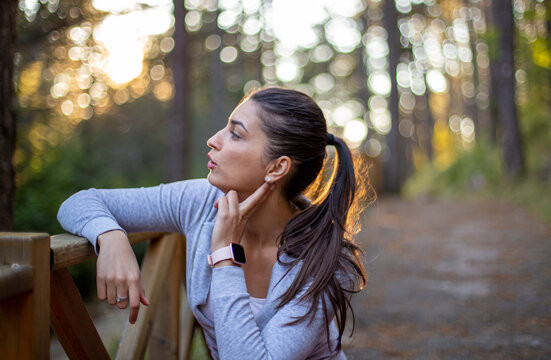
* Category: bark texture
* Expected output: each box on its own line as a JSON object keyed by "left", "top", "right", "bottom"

{"left": 492, "top": 0, "right": 524, "bottom": 176}
{"left": 169, "top": 0, "right": 192, "bottom": 181}
{"left": 383, "top": 0, "right": 404, "bottom": 192}
{"left": 0, "top": 0, "right": 17, "bottom": 230}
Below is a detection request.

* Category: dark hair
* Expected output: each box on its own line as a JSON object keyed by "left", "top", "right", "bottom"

{"left": 248, "top": 87, "right": 370, "bottom": 352}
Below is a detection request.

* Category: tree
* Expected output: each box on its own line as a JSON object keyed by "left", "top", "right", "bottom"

{"left": 0, "top": 0, "right": 17, "bottom": 230}
{"left": 209, "top": 19, "right": 227, "bottom": 137}
{"left": 383, "top": 0, "right": 404, "bottom": 192}
{"left": 168, "top": 0, "right": 192, "bottom": 181}
{"left": 465, "top": 0, "right": 481, "bottom": 135}
{"left": 491, "top": 0, "right": 525, "bottom": 176}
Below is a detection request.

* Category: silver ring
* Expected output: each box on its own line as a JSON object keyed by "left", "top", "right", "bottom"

{"left": 116, "top": 295, "right": 128, "bottom": 302}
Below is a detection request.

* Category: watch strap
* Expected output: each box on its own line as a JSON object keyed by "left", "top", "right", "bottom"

{"left": 208, "top": 245, "right": 233, "bottom": 267}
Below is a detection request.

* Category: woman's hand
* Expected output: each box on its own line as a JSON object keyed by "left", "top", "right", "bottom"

{"left": 211, "top": 182, "right": 274, "bottom": 254}
{"left": 96, "top": 230, "right": 149, "bottom": 324}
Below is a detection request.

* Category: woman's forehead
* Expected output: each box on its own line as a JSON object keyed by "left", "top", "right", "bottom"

{"left": 230, "top": 100, "right": 262, "bottom": 130}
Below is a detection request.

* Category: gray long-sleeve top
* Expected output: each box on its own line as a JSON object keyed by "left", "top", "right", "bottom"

{"left": 57, "top": 179, "right": 346, "bottom": 359}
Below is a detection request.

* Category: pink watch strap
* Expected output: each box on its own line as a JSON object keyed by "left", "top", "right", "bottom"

{"left": 207, "top": 245, "right": 233, "bottom": 267}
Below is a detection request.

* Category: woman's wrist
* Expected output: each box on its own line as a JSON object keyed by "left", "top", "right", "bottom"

{"left": 211, "top": 241, "right": 230, "bottom": 253}
{"left": 97, "top": 230, "right": 128, "bottom": 251}
{"left": 213, "top": 259, "right": 240, "bottom": 268}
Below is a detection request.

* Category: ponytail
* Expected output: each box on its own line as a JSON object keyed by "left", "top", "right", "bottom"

{"left": 248, "top": 87, "right": 369, "bottom": 353}
{"left": 277, "top": 135, "right": 367, "bottom": 352}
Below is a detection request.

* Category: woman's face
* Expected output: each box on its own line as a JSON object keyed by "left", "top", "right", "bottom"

{"left": 206, "top": 99, "right": 270, "bottom": 195}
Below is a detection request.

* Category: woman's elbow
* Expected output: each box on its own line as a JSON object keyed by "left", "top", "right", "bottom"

{"left": 56, "top": 189, "right": 92, "bottom": 230}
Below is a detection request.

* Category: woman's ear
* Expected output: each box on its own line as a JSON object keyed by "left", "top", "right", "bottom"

{"left": 265, "top": 156, "right": 292, "bottom": 183}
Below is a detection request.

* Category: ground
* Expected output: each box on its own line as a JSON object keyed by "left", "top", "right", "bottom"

{"left": 50, "top": 195, "right": 551, "bottom": 359}
{"left": 343, "top": 196, "right": 551, "bottom": 359}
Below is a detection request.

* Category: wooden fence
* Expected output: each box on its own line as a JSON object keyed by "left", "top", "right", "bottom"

{"left": 0, "top": 232, "right": 202, "bottom": 359}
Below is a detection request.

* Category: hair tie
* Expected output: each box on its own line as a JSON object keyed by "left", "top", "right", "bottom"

{"left": 327, "top": 133, "right": 336, "bottom": 146}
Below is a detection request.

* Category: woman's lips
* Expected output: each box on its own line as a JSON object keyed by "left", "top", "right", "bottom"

{"left": 207, "top": 155, "right": 217, "bottom": 169}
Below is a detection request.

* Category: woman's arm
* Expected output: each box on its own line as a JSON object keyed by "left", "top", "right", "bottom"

{"left": 211, "top": 266, "right": 343, "bottom": 360}
{"left": 57, "top": 179, "right": 221, "bottom": 323}
{"left": 57, "top": 179, "right": 219, "bottom": 252}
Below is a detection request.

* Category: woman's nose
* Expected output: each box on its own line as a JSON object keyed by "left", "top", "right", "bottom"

{"left": 207, "top": 129, "right": 222, "bottom": 149}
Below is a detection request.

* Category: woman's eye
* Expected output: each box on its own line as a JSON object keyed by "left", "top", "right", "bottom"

{"left": 230, "top": 130, "right": 240, "bottom": 140}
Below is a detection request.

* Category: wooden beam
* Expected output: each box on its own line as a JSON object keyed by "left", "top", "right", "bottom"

{"left": 177, "top": 239, "right": 199, "bottom": 360}
{"left": 49, "top": 234, "right": 94, "bottom": 271}
{"left": 50, "top": 267, "right": 110, "bottom": 360}
{"left": 116, "top": 233, "right": 180, "bottom": 360}
{"left": 50, "top": 232, "right": 166, "bottom": 270}
{"left": 0, "top": 264, "right": 33, "bottom": 300}
{"left": 179, "top": 297, "right": 198, "bottom": 360}
{"left": 149, "top": 234, "right": 184, "bottom": 359}
{"left": 0, "top": 232, "right": 50, "bottom": 359}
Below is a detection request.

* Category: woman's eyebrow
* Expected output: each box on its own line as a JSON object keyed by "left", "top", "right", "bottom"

{"left": 230, "top": 119, "right": 248, "bottom": 132}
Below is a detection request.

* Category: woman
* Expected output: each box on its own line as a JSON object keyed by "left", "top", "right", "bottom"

{"left": 58, "top": 87, "right": 369, "bottom": 359}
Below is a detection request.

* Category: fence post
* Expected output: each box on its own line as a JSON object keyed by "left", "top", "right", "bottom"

{"left": 149, "top": 233, "right": 184, "bottom": 358}
{"left": 50, "top": 267, "right": 110, "bottom": 359}
{"left": 0, "top": 232, "right": 50, "bottom": 360}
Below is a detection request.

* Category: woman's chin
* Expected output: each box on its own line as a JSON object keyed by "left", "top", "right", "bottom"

{"left": 207, "top": 173, "right": 229, "bottom": 193}
{"left": 207, "top": 172, "right": 218, "bottom": 187}
{"left": 208, "top": 173, "right": 263, "bottom": 195}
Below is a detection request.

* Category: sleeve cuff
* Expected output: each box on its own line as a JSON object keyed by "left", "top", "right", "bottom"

{"left": 81, "top": 217, "right": 126, "bottom": 254}
{"left": 211, "top": 265, "right": 248, "bottom": 298}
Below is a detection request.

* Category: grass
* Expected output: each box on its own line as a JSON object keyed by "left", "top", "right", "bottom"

{"left": 403, "top": 141, "right": 551, "bottom": 225}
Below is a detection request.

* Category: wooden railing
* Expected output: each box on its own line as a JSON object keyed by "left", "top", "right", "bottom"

{"left": 0, "top": 231, "right": 202, "bottom": 359}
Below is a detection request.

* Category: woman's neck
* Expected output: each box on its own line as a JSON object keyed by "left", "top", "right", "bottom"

{"left": 241, "top": 190, "right": 297, "bottom": 249}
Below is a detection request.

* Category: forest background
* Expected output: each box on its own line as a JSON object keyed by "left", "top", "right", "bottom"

{"left": 1, "top": 0, "right": 550, "bottom": 301}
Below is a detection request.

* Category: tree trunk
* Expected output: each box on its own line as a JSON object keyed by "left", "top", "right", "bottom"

{"left": 0, "top": 0, "right": 17, "bottom": 230}
{"left": 418, "top": 90, "right": 434, "bottom": 163}
{"left": 485, "top": 0, "right": 499, "bottom": 145}
{"left": 357, "top": 9, "right": 371, "bottom": 150}
{"left": 383, "top": 0, "right": 403, "bottom": 192}
{"left": 356, "top": 10, "right": 370, "bottom": 105}
{"left": 465, "top": 0, "right": 480, "bottom": 138}
{"left": 210, "top": 18, "right": 226, "bottom": 135}
{"left": 168, "top": 0, "right": 192, "bottom": 181}
{"left": 491, "top": 0, "right": 524, "bottom": 176}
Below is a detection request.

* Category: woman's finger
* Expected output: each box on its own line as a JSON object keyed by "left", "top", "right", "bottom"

{"left": 217, "top": 195, "right": 229, "bottom": 215}
{"left": 128, "top": 281, "right": 141, "bottom": 324}
{"left": 106, "top": 279, "right": 117, "bottom": 305}
{"left": 241, "top": 182, "right": 274, "bottom": 216}
{"left": 227, "top": 191, "right": 239, "bottom": 219}
{"left": 116, "top": 284, "right": 129, "bottom": 309}
{"left": 97, "top": 276, "right": 107, "bottom": 301}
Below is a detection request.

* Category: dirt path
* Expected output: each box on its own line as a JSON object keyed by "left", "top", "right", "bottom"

{"left": 343, "top": 196, "right": 551, "bottom": 359}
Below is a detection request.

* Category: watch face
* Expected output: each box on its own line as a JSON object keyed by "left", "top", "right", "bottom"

{"left": 230, "top": 243, "right": 246, "bottom": 264}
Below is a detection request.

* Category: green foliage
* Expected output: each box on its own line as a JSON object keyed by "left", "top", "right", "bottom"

{"left": 190, "top": 330, "right": 210, "bottom": 360}
{"left": 14, "top": 94, "right": 172, "bottom": 299}
{"left": 14, "top": 132, "right": 91, "bottom": 235}
{"left": 67, "top": 258, "right": 97, "bottom": 301}
{"left": 404, "top": 141, "right": 503, "bottom": 198}
{"left": 404, "top": 139, "right": 551, "bottom": 224}
{"left": 14, "top": 95, "right": 171, "bottom": 232}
